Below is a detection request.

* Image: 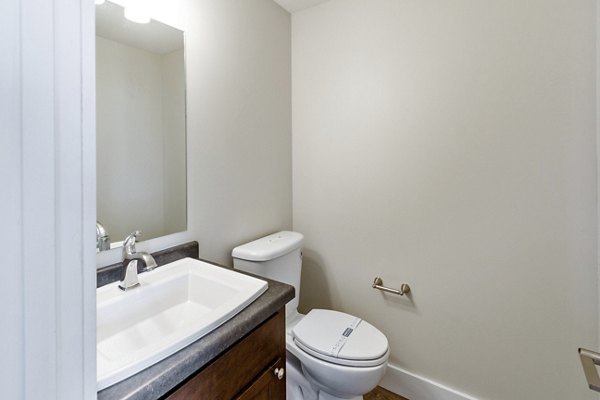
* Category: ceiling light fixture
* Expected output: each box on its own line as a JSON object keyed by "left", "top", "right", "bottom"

{"left": 124, "top": 1, "right": 150, "bottom": 24}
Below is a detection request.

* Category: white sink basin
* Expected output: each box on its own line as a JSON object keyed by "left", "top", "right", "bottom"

{"left": 96, "top": 257, "right": 268, "bottom": 390}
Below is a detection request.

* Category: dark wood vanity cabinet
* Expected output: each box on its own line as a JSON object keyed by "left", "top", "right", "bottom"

{"left": 236, "top": 357, "right": 285, "bottom": 400}
{"left": 166, "top": 308, "right": 286, "bottom": 400}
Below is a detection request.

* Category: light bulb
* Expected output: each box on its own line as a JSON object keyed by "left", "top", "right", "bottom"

{"left": 124, "top": 6, "right": 150, "bottom": 23}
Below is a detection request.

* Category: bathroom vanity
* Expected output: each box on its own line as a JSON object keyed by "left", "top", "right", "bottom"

{"left": 166, "top": 309, "right": 286, "bottom": 399}
{"left": 97, "top": 242, "right": 294, "bottom": 400}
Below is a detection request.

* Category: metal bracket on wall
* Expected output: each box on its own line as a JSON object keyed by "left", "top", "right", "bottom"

{"left": 372, "top": 277, "right": 410, "bottom": 296}
{"left": 579, "top": 348, "right": 600, "bottom": 392}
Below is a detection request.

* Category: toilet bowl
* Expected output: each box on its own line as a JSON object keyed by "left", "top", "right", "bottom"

{"left": 287, "top": 309, "right": 389, "bottom": 399}
{"left": 232, "top": 231, "right": 389, "bottom": 400}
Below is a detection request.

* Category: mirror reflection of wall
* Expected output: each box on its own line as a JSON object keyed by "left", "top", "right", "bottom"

{"left": 96, "top": 0, "right": 187, "bottom": 250}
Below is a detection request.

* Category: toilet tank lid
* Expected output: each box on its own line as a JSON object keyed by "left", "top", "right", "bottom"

{"left": 232, "top": 231, "right": 304, "bottom": 261}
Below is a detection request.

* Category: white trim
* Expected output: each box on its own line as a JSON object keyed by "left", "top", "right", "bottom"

{"left": 596, "top": 0, "right": 600, "bottom": 350}
{"left": 81, "top": 0, "right": 98, "bottom": 396}
{"left": 21, "top": 0, "right": 58, "bottom": 394}
{"left": 0, "top": 0, "right": 25, "bottom": 397}
{"left": 0, "top": 0, "right": 96, "bottom": 398}
{"left": 380, "top": 363, "right": 480, "bottom": 400}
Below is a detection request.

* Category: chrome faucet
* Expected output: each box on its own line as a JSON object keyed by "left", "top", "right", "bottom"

{"left": 96, "top": 221, "right": 110, "bottom": 251}
{"left": 119, "top": 230, "right": 157, "bottom": 291}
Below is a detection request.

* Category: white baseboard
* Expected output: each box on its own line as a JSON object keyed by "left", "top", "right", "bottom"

{"left": 379, "top": 363, "right": 479, "bottom": 400}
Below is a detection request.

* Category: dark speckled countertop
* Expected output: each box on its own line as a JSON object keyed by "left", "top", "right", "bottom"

{"left": 96, "top": 242, "right": 294, "bottom": 400}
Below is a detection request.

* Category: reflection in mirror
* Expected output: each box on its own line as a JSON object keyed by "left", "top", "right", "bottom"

{"left": 96, "top": 0, "right": 187, "bottom": 251}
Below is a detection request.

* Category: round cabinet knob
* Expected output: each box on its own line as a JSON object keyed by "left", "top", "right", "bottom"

{"left": 274, "top": 367, "right": 285, "bottom": 380}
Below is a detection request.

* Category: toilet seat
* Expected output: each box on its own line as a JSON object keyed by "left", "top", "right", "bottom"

{"left": 292, "top": 309, "right": 389, "bottom": 367}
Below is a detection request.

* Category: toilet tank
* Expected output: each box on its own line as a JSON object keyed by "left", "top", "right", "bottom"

{"left": 232, "top": 231, "right": 303, "bottom": 318}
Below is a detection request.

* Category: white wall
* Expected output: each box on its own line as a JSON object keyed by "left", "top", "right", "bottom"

{"left": 97, "top": 0, "right": 292, "bottom": 267}
{"left": 292, "top": 1, "right": 597, "bottom": 399}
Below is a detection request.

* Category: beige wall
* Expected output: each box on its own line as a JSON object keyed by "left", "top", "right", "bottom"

{"left": 96, "top": 36, "right": 166, "bottom": 240}
{"left": 184, "top": 0, "right": 292, "bottom": 264}
{"left": 162, "top": 48, "right": 187, "bottom": 236}
{"left": 292, "top": 0, "right": 597, "bottom": 399}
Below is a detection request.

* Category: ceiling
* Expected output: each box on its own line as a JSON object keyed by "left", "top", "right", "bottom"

{"left": 273, "top": 0, "right": 331, "bottom": 13}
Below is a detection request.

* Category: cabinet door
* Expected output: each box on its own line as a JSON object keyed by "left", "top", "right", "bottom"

{"left": 165, "top": 309, "right": 285, "bottom": 400}
{"left": 236, "top": 358, "right": 285, "bottom": 400}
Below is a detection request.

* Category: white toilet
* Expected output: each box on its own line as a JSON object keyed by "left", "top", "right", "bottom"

{"left": 232, "top": 231, "right": 389, "bottom": 400}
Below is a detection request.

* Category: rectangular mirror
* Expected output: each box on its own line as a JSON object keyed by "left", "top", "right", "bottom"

{"left": 95, "top": 0, "right": 187, "bottom": 251}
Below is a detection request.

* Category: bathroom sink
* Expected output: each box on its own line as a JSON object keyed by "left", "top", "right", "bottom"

{"left": 96, "top": 257, "right": 268, "bottom": 390}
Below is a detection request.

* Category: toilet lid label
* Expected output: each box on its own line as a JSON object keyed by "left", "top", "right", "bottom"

{"left": 331, "top": 317, "right": 362, "bottom": 356}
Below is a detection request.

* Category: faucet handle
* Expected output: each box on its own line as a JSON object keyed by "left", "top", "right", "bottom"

{"left": 123, "top": 230, "right": 142, "bottom": 256}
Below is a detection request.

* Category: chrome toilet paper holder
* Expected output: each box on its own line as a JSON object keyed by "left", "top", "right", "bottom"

{"left": 372, "top": 277, "right": 410, "bottom": 296}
